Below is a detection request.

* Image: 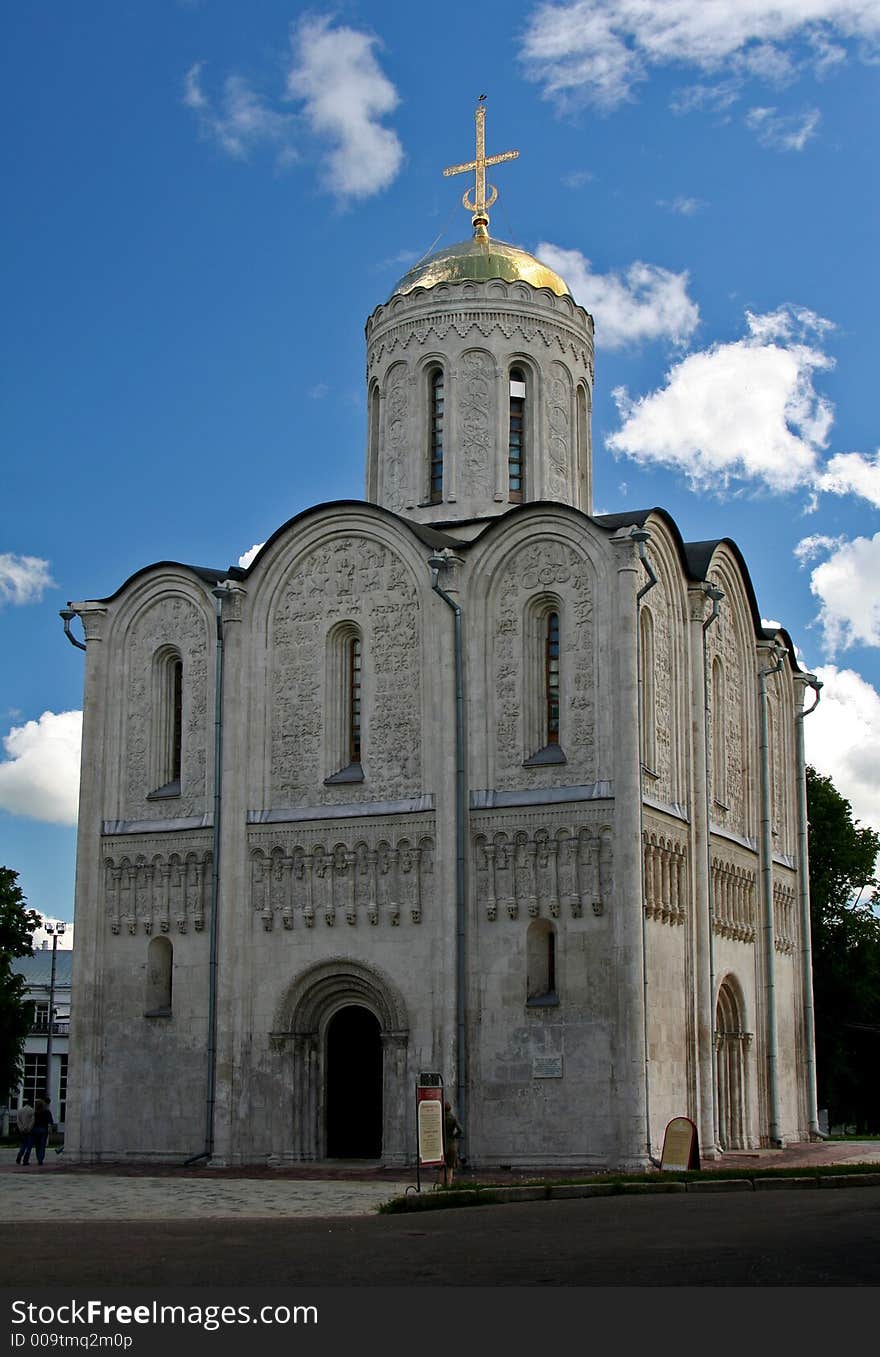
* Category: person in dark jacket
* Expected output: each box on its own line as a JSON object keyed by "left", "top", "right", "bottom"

{"left": 442, "top": 1101, "right": 463, "bottom": 1187}
{"left": 21, "top": 1095, "right": 56, "bottom": 1165}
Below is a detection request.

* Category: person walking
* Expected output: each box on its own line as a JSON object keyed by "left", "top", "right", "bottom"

{"left": 442, "top": 1101, "right": 463, "bottom": 1187}
{"left": 14, "top": 1100, "right": 35, "bottom": 1164}
{"left": 21, "top": 1095, "right": 56, "bottom": 1166}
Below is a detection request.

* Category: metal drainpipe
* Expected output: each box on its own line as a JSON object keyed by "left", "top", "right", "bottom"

{"left": 630, "top": 527, "right": 657, "bottom": 1162}
{"left": 759, "top": 643, "right": 787, "bottom": 1148}
{"left": 795, "top": 674, "right": 823, "bottom": 1138}
{"left": 60, "top": 609, "right": 87, "bottom": 653}
{"left": 701, "top": 584, "right": 724, "bottom": 1151}
{"left": 185, "top": 582, "right": 227, "bottom": 1166}
{"left": 428, "top": 552, "right": 467, "bottom": 1154}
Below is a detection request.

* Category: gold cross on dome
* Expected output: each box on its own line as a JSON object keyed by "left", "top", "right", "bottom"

{"left": 443, "top": 98, "right": 519, "bottom": 239}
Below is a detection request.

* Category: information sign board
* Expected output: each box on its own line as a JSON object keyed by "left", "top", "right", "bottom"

{"left": 660, "top": 1116, "right": 700, "bottom": 1171}
{"left": 416, "top": 1073, "right": 444, "bottom": 1167}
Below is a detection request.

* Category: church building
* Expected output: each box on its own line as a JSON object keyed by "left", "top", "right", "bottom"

{"left": 64, "top": 106, "right": 821, "bottom": 1169}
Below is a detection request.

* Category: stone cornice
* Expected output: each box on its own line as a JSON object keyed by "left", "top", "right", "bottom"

{"left": 367, "top": 306, "right": 593, "bottom": 374}
{"left": 367, "top": 276, "right": 591, "bottom": 334}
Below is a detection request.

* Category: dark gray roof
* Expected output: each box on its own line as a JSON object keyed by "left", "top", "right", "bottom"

{"left": 13, "top": 950, "right": 74, "bottom": 988}
{"left": 82, "top": 499, "right": 803, "bottom": 673}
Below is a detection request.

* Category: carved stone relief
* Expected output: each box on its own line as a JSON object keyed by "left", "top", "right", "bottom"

{"left": 368, "top": 310, "right": 593, "bottom": 381}
{"left": 491, "top": 539, "right": 595, "bottom": 789}
{"left": 642, "top": 832, "right": 688, "bottom": 926}
{"left": 269, "top": 534, "right": 421, "bottom": 804}
{"left": 773, "top": 877, "right": 796, "bottom": 954}
{"left": 546, "top": 363, "right": 572, "bottom": 504}
{"left": 710, "top": 855, "right": 757, "bottom": 943}
{"left": 707, "top": 617, "right": 747, "bottom": 836}
{"left": 473, "top": 817, "right": 611, "bottom": 921}
{"left": 646, "top": 591, "right": 674, "bottom": 805}
{"left": 383, "top": 363, "right": 410, "bottom": 513}
{"left": 457, "top": 350, "right": 494, "bottom": 501}
{"left": 103, "top": 838, "right": 212, "bottom": 935}
{"left": 248, "top": 828, "right": 434, "bottom": 930}
{"left": 124, "top": 595, "right": 209, "bottom": 819}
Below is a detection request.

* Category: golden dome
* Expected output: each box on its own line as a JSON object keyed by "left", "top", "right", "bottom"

{"left": 392, "top": 232, "right": 570, "bottom": 299}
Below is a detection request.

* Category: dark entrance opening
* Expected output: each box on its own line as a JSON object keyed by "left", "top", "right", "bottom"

{"left": 325, "top": 1004, "right": 383, "bottom": 1158}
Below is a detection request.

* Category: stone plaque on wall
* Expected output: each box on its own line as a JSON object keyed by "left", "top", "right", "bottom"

{"left": 532, "top": 1056, "right": 563, "bottom": 1079}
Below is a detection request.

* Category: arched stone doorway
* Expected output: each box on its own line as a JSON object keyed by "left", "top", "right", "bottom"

{"left": 326, "top": 1005, "right": 383, "bottom": 1158}
{"left": 715, "top": 977, "right": 752, "bottom": 1150}
{"left": 271, "top": 960, "right": 409, "bottom": 1165}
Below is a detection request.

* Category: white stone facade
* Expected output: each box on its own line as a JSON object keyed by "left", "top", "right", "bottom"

{"left": 65, "top": 246, "right": 817, "bottom": 1170}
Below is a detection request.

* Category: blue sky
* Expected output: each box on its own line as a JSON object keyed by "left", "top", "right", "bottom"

{"left": 2, "top": 1, "right": 880, "bottom": 938}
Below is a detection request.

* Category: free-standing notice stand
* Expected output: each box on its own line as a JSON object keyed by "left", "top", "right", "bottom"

{"left": 414, "top": 1071, "right": 444, "bottom": 1193}
{"left": 660, "top": 1116, "right": 700, "bottom": 1171}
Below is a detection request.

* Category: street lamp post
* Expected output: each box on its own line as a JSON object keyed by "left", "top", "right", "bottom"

{"left": 44, "top": 922, "right": 66, "bottom": 1105}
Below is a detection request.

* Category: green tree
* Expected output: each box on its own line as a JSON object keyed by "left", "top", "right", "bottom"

{"left": 807, "top": 767, "right": 880, "bottom": 1132}
{"left": 0, "top": 867, "right": 41, "bottom": 1104}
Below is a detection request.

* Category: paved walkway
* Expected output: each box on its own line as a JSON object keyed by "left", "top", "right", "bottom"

{"left": 1, "top": 1154, "right": 410, "bottom": 1221}
{"left": 2, "top": 1141, "right": 878, "bottom": 1222}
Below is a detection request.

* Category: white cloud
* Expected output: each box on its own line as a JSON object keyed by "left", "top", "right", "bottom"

{"left": 286, "top": 16, "right": 403, "bottom": 201}
{"left": 536, "top": 244, "right": 699, "bottom": 348}
{"left": 32, "top": 916, "right": 74, "bottom": 951}
{"left": 563, "top": 168, "right": 595, "bottom": 188}
{"left": 670, "top": 79, "right": 742, "bottom": 115}
{"left": 608, "top": 305, "right": 834, "bottom": 491}
{"left": 0, "top": 553, "right": 54, "bottom": 608}
{"left": 657, "top": 196, "right": 705, "bottom": 216}
{"left": 762, "top": 617, "right": 783, "bottom": 630}
{"left": 238, "top": 543, "right": 264, "bottom": 570}
{"left": 735, "top": 41, "right": 798, "bottom": 84}
{"left": 806, "top": 665, "right": 880, "bottom": 833}
{"left": 817, "top": 450, "right": 880, "bottom": 507}
{"left": 0, "top": 711, "right": 82, "bottom": 826}
{"left": 183, "top": 62, "right": 297, "bottom": 165}
{"left": 745, "top": 105, "right": 821, "bottom": 150}
{"left": 806, "top": 532, "right": 880, "bottom": 653}
{"left": 521, "top": 1, "right": 880, "bottom": 109}
{"left": 795, "top": 532, "right": 845, "bottom": 564}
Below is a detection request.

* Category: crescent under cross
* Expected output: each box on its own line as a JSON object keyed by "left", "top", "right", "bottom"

{"left": 443, "top": 99, "right": 519, "bottom": 238}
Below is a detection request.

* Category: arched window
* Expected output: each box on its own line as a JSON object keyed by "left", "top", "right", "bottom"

{"left": 429, "top": 368, "right": 444, "bottom": 503}
{"left": 145, "top": 936, "right": 173, "bottom": 1016}
{"left": 348, "top": 634, "right": 362, "bottom": 765}
{"left": 524, "top": 599, "right": 566, "bottom": 765}
{"left": 526, "top": 919, "right": 558, "bottom": 1003}
{"left": 149, "top": 648, "right": 183, "bottom": 798}
{"left": 368, "top": 385, "right": 380, "bottom": 500}
{"left": 325, "top": 623, "right": 365, "bottom": 783}
{"left": 639, "top": 608, "right": 657, "bottom": 773}
{"left": 576, "top": 383, "right": 589, "bottom": 501}
{"left": 712, "top": 655, "right": 727, "bottom": 804}
{"left": 508, "top": 367, "right": 526, "bottom": 502}
{"left": 546, "top": 611, "right": 560, "bottom": 745}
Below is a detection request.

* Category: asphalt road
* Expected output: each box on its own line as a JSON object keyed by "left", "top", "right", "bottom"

{"left": 7, "top": 1186, "right": 880, "bottom": 1286}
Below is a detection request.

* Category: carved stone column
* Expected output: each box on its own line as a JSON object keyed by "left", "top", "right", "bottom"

{"left": 303, "top": 854, "right": 315, "bottom": 928}
{"left": 688, "top": 585, "right": 719, "bottom": 1158}
{"left": 158, "top": 861, "right": 171, "bottom": 934}
{"left": 209, "top": 580, "right": 248, "bottom": 1166}
{"left": 484, "top": 844, "right": 497, "bottom": 921}
{"left": 366, "top": 850, "right": 379, "bottom": 925}
{"left": 64, "top": 602, "right": 109, "bottom": 1162}
{"left": 381, "top": 1031, "right": 410, "bottom": 1165}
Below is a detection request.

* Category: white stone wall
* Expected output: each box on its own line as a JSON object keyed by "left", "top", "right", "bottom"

{"left": 106, "top": 575, "right": 215, "bottom": 824}
{"left": 65, "top": 466, "right": 813, "bottom": 1165}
